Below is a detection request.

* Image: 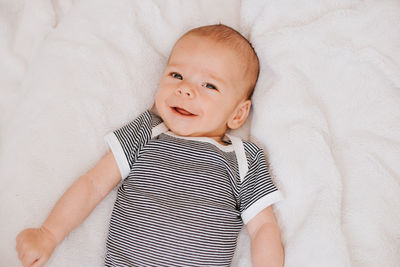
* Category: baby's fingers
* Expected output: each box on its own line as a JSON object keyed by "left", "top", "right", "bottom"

{"left": 31, "top": 255, "right": 48, "bottom": 267}
{"left": 21, "top": 251, "right": 40, "bottom": 267}
{"left": 16, "top": 229, "right": 32, "bottom": 252}
{"left": 16, "top": 240, "right": 22, "bottom": 258}
{"left": 16, "top": 236, "right": 26, "bottom": 260}
{"left": 16, "top": 230, "right": 26, "bottom": 252}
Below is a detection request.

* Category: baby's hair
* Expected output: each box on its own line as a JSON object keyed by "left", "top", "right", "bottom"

{"left": 180, "top": 24, "right": 260, "bottom": 99}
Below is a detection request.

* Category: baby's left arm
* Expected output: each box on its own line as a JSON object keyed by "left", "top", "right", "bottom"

{"left": 246, "top": 206, "right": 284, "bottom": 267}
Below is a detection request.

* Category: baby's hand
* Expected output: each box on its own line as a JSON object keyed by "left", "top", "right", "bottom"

{"left": 16, "top": 227, "right": 57, "bottom": 267}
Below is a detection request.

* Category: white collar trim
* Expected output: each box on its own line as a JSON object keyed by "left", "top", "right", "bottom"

{"left": 163, "top": 130, "right": 235, "bottom": 152}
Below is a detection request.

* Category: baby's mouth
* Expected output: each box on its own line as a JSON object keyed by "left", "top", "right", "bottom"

{"left": 172, "top": 107, "right": 196, "bottom": 116}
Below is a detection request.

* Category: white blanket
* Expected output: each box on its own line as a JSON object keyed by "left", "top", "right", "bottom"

{"left": 1, "top": 0, "right": 399, "bottom": 266}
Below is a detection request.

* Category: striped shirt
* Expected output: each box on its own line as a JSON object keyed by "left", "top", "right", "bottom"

{"left": 104, "top": 110, "right": 283, "bottom": 266}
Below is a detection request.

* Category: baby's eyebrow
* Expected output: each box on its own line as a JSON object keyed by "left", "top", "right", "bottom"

{"left": 166, "top": 63, "right": 180, "bottom": 69}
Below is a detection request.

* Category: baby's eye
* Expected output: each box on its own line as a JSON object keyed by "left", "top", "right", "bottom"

{"left": 171, "top": 72, "right": 183, "bottom": 80}
{"left": 203, "top": 83, "right": 217, "bottom": 90}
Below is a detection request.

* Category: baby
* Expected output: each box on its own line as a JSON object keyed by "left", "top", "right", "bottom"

{"left": 16, "top": 24, "right": 284, "bottom": 267}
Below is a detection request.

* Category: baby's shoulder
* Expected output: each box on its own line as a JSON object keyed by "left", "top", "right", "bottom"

{"left": 148, "top": 110, "right": 164, "bottom": 128}
{"left": 241, "top": 140, "right": 264, "bottom": 155}
{"left": 239, "top": 139, "right": 269, "bottom": 167}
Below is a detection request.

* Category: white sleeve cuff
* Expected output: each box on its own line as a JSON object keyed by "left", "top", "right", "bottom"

{"left": 104, "top": 132, "right": 130, "bottom": 180}
{"left": 241, "top": 190, "right": 284, "bottom": 224}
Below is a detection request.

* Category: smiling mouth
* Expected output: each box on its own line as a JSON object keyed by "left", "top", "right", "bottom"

{"left": 172, "top": 107, "right": 196, "bottom": 116}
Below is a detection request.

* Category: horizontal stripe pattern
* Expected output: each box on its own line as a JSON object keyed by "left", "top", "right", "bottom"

{"left": 105, "top": 111, "right": 281, "bottom": 266}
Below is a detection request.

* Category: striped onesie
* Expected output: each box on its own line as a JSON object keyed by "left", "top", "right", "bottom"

{"left": 104, "top": 110, "right": 283, "bottom": 266}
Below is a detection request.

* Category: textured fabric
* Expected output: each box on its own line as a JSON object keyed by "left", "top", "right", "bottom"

{"left": 104, "top": 110, "right": 282, "bottom": 266}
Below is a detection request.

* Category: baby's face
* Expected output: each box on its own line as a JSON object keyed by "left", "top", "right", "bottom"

{"left": 155, "top": 34, "right": 251, "bottom": 142}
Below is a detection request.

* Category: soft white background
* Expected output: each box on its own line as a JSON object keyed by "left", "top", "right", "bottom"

{"left": 1, "top": 0, "right": 399, "bottom": 266}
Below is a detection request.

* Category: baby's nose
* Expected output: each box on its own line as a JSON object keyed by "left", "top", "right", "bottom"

{"left": 176, "top": 87, "right": 194, "bottom": 98}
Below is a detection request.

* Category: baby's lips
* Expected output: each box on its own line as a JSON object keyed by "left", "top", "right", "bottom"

{"left": 172, "top": 106, "right": 197, "bottom": 116}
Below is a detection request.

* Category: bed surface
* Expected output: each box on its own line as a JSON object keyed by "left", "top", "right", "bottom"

{"left": 1, "top": 0, "right": 399, "bottom": 266}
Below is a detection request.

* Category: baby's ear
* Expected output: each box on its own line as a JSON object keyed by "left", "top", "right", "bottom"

{"left": 227, "top": 100, "right": 251, "bottom": 130}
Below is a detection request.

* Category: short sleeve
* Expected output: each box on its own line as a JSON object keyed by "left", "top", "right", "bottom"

{"left": 104, "top": 110, "right": 155, "bottom": 180}
{"left": 240, "top": 143, "right": 283, "bottom": 224}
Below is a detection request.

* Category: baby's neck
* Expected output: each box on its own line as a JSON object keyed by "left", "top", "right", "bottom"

{"left": 210, "top": 135, "right": 229, "bottom": 146}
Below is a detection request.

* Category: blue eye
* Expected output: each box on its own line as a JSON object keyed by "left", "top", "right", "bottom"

{"left": 171, "top": 72, "right": 183, "bottom": 80}
{"left": 204, "top": 83, "right": 217, "bottom": 90}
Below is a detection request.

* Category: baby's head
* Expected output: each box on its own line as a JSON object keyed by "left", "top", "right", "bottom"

{"left": 155, "top": 24, "right": 259, "bottom": 144}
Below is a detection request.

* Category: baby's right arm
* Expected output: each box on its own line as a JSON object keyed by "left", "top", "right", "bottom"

{"left": 16, "top": 151, "right": 121, "bottom": 267}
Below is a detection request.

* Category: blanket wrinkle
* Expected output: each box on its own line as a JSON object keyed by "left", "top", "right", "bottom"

{"left": 45, "top": 0, "right": 75, "bottom": 27}
{"left": 356, "top": 47, "right": 400, "bottom": 86}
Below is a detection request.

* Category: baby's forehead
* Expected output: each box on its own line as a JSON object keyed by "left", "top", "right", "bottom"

{"left": 174, "top": 34, "right": 250, "bottom": 65}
